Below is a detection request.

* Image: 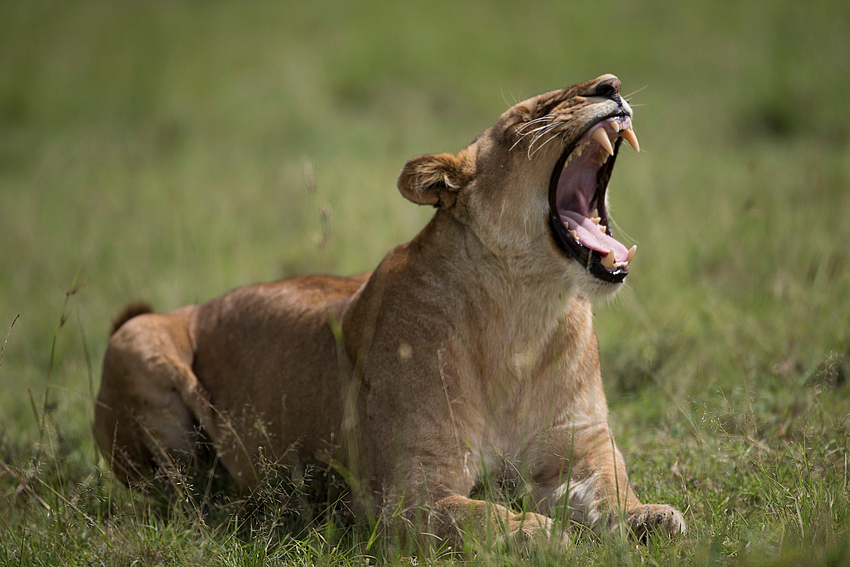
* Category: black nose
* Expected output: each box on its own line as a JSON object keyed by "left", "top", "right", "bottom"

{"left": 593, "top": 76, "right": 621, "bottom": 100}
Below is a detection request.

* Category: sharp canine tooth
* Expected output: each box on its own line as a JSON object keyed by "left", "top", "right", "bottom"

{"left": 570, "top": 229, "right": 578, "bottom": 240}
{"left": 627, "top": 245, "right": 637, "bottom": 263}
{"left": 592, "top": 127, "right": 614, "bottom": 156}
{"left": 601, "top": 248, "right": 616, "bottom": 269}
{"left": 621, "top": 127, "right": 640, "bottom": 153}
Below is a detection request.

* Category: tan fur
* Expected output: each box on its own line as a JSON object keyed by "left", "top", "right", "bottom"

{"left": 95, "top": 74, "right": 685, "bottom": 549}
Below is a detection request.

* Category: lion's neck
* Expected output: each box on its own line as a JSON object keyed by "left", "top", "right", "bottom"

{"left": 341, "top": 211, "right": 584, "bottom": 368}
{"left": 414, "top": 211, "right": 574, "bottom": 349}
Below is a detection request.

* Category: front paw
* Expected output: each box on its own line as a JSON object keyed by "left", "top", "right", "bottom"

{"left": 509, "top": 514, "right": 571, "bottom": 553}
{"left": 626, "top": 504, "right": 686, "bottom": 541}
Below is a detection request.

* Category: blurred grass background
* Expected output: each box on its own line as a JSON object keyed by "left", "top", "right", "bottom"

{"left": 1, "top": 0, "right": 850, "bottom": 565}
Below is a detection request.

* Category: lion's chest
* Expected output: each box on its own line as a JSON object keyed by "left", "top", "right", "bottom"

{"left": 457, "top": 358, "right": 566, "bottom": 478}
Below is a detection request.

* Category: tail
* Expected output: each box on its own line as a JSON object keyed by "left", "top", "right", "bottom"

{"left": 110, "top": 301, "right": 154, "bottom": 335}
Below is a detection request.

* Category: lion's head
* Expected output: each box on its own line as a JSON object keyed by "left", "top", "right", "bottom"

{"left": 397, "top": 74, "right": 640, "bottom": 297}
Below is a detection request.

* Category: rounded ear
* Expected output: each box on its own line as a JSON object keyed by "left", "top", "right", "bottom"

{"left": 397, "top": 152, "right": 472, "bottom": 207}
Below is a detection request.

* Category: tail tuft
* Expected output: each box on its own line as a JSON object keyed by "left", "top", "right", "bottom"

{"left": 110, "top": 302, "right": 154, "bottom": 335}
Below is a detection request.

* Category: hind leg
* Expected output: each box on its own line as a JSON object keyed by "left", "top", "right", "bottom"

{"left": 94, "top": 311, "right": 205, "bottom": 487}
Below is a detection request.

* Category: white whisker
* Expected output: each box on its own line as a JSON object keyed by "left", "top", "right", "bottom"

{"left": 509, "top": 139, "right": 524, "bottom": 152}
{"left": 530, "top": 123, "right": 558, "bottom": 143}
{"left": 530, "top": 130, "right": 562, "bottom": 157}
{"left": 529, "top": 122, "right": 565, "bottom": 157}
{"left": 623, "top": 85, "right": 648, "bottom": 100}
{"left": 515, "top": 116, "right": 553, "bottom": 134}
{"left": 528, "top": 123, "right": 559, "bottom": 135}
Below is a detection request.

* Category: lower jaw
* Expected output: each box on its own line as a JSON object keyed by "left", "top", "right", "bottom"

{"left": 548, "top": 213, "right": 628, "bottom": 284}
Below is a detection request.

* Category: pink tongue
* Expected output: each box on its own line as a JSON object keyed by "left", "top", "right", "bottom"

{"left": 561, "top": 212, "right": 629, "bottom": 263}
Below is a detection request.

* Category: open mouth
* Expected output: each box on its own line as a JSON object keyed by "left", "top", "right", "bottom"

{"left": 548, "top": 114, "right": 640, "bottom": 283}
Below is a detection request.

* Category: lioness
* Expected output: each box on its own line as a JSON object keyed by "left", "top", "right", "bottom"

{"left": 95, "top": 74, "right": 685, "bottom": 548}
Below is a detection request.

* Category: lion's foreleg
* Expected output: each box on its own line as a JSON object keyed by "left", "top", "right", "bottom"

{"left": 533, "top": 422, "right": 685, "bottom": 539}
{"left": 534, "top": 422, "right": 637, "bottom": 528}
{"left": 397, "top": 491, "right": 567, "bottom": 553}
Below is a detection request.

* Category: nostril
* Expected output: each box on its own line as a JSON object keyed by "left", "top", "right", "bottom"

{"left": 592, "top": 76, "right": 622, "bottom": 100}
{"left": 595, "top": 84, "right": 616, "bottom": 98}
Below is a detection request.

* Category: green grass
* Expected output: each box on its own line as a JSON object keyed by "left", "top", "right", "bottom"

{"left": 2, "top": 0, "right": 850, "bottom": 564}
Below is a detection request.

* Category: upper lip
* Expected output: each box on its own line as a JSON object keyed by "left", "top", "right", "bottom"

{"left": 548, "top": 111, "right": 640, "bottom": 283}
